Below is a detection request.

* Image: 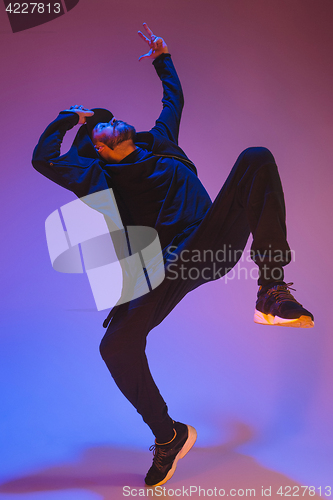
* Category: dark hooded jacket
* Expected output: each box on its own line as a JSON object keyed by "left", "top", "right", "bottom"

{"left": 32, "top": 53, "right": 212, "bottom": 251}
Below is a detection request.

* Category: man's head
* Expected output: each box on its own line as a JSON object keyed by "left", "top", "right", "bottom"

{"left": 91, "top": 119, "right": 136, "bottom": 162}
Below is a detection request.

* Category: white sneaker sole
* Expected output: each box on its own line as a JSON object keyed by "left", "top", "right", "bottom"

{"left": 151, "top": 425, "right": 197, "bottom": 487}
{"left": 254, "top": 309, "right": 314, "bottom": 328}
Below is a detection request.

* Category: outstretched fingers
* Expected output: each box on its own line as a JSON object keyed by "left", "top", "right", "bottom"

{"left": 138, "top": 23, "right": 168, "bottom": 61}
{"left": 138, "top": 25, "right": 154, "bottom": 60}
{"left": 143, "top": 22, "right": 156, "bottom": 41}
{"left": 138, "top": 30, "right": 150, "bottom": 44}
{"left": 138, "top": 23, "right": 156, "bottom": 47}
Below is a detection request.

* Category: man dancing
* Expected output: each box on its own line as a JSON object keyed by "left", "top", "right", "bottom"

{"left": 32, "top": 23, "right": 314, "bottom": 487}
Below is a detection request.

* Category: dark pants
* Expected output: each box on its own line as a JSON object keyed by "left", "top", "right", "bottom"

{"left": 99, "top": 147, "right": 291, "bottom": 442}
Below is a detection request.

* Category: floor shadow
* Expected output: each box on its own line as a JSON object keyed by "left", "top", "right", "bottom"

{"left": 0, "top": 422, "right": 323, "bottom": 499}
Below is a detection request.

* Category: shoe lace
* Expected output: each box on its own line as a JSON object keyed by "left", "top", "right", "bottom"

{"left": 267, "top": 282, "right": 301, "bottom": 305}
{"left": 149, "top": 444, "right": 168, "bottom": 471}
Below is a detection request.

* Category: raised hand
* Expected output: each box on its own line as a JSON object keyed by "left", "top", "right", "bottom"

{"left": 63, "top": 105, "right": 94, "bottom": 124}
{"left": 138, "top": 23, "right": 169, "bottom": 61}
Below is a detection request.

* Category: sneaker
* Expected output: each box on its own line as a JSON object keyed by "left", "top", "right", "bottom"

{"left": 145, "top": 421, "right": 197, "bottom": 487}
{"left": 254, "top": 281, "right": 314, "bottom": 328}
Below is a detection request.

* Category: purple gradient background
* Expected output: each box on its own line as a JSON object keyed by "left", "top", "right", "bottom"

{"left": 1, "top": 0, "right": 333, "bottom": 498}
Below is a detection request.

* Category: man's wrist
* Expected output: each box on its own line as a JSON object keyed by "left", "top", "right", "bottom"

{"left": 58, "top": 111, "right": 80, "bottom": 125}
{"left": 153, "top": 52, "right": 171, "bottom": 65}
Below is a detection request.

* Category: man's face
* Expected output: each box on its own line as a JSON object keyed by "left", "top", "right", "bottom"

{"left": 91, "top": 118, "right": 136, "bottom": 162}
{"left": 92, "top": 117, "right": 118, "bottom": 144}
{"left": 92, "top": 118, "right": 133, "bottom": 144}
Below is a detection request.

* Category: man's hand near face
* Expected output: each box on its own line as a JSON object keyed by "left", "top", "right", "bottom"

{"left": 62, "top": 105, "right": 94, "bottom": 124}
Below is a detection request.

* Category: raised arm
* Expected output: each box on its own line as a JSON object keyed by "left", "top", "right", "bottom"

{"left": 32, "top": 105, "right": 93, "bottom": 164}
{"left": 32, "top": 111, "right": 80, "bottom": 185}
{"left": 138, "top": 24, "right": 184, "bottom": 145}
{"left": 31, "top": 106, "right": 104, "bottom": 196}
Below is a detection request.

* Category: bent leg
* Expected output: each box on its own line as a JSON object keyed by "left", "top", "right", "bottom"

{"left": 172, "top": 147, "right": 290, "bottom": 285}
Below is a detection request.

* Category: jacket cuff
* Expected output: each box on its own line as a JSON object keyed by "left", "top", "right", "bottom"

{"left": 58, "top": 111, "right": 80, "bottom": 125}
{"left": 152, "top": 52, "right": 171, "bottom": 67}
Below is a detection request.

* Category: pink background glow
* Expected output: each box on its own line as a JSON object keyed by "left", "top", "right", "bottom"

{"left": 1, "top": 1, "right": 333, "bottom": 498}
